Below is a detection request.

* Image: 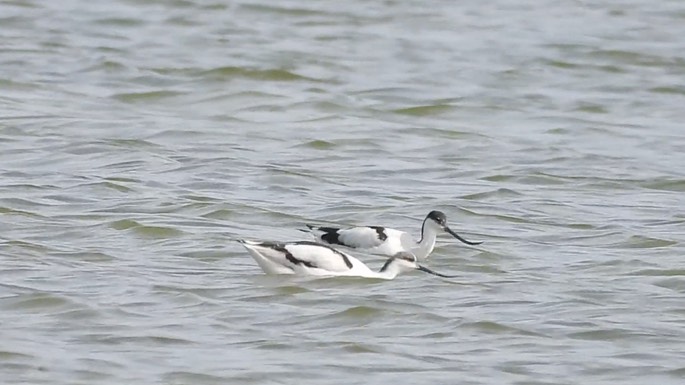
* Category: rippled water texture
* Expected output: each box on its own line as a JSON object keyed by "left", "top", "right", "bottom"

{"left": 2, "top": 0, "right": 685, "bottom": 384}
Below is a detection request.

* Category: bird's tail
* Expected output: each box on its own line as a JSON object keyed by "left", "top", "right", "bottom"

{"left": 299, "top": 224, "right": 319, "bottom": 233}
{"left": 236, "top": 239, "right": 261, "bottom": 246}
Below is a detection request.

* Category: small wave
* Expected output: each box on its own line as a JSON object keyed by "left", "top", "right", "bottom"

{"left": 295, "top": 140, "right": 336, "bottom": 150}
{"left": 341, "top": 342, "right": 382, "bottom": 353}
{"left": 84, "top": 334, "right": 195, "bottom": 346}
{"left": 199, "top": 66, "right": 317, "bottom": 82}
{"left": 628, "top": 269, "right": 685, "bottom": 277}
{"left": 163, "top": 371, "right": 228, "bottom": 383}
{"left": 1, "top": 292, "right": 74, "bottom": 311}
{"left": 109, "top": 220, "right": 183, "bottom": 238}
{"left": 649, "top": 86, "right": 685, "bottom": 96}
{"left": 460, "top": 188, "right": 522, "bottom": 200}
{"left": 392, "top": 104, "right": 455, "bottom": 116}
{"left": 568, "top": 328, "right": 646, "bottom": 341}
{"left": 111, "top": 90, "right": 185, "bottom": 103}
{"left": 460, "top": 320, "right": 542, "bottom": 336}
{"left": 0, "top": 351, "right": 33, "bottom": 360}
{"left": 330, "top": 305, "right": 384, "bottom": 318}
{"left": 641, "top": 179, "right": 685, "bottom": 192}
{"left": 652, "top": 278, "right": 685, "bottom": 292}
{"left": 614, "top": 235, "right": 676, "bottom": 249}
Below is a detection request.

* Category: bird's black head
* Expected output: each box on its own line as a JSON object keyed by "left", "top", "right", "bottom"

{"left": 426, "top": 210, "right": 447, "bottom": 226}
{"left": 424, "top": 210, "right": 483, "bottom": 246}
{"left": 379, "top": 252, "right": 417, "bottom": 273}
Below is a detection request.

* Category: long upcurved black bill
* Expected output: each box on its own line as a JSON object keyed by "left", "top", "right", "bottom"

{"left": 418, "top": 265, "right": 459, "bottom": 278}
{"left": 444, "top": 226, "right": 483, "bottom": 245}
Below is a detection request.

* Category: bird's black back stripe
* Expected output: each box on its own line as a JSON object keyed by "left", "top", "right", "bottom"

{"left": 273, "top": 244, "right": 317, "bottom": 268}
{"left": 285, "top": 252, "right": 316, "bottom": 268}
{"left": 337, "top": 250, "right": 354, "bottom": 269}
{"left": 371, "top": 226, "right": 388, "bottom": 241}
{"left": 292, "top": 241, "right": 353, "bottom": 269}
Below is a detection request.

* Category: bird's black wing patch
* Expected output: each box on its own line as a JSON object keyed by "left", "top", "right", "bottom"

{"left": 316, "top": 227, "right": 344, "bottom": 246}
{"left": 370, "top": 226, "right": 388, "bottom": 241}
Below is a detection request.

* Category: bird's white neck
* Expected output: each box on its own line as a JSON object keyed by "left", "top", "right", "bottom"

{"left": 412, "top": 220, "right": 440, "bottom": 259}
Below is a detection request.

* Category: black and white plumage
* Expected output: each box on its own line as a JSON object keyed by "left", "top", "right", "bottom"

{"left": 305, "top": 210, "right": 482, "bottom": 259}
{"left": 237, "top": 239, "right": 457, "bottom": 279}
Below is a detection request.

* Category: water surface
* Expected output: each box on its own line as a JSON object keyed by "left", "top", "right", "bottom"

{"left": 2, "top": 0, "right": 685, "bottom": 384}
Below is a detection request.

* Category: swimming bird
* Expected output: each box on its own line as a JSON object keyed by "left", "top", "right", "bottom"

{"left": 237, "top": 239, "right": 457, "bottom": 279}
{"left": 304, "top": 210, "right": 482, "bottom": 259}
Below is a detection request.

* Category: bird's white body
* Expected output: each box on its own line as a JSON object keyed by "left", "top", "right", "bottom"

{"left": 305, "top": 210, "right": 481, "bottom": 260}
{"left": 323, "top": 227, "right": 413, "bottom": 256}
{"left": 306, "top": 225, "right": 434, "bottom": 258}
{"left": 238, "top": 240, "right": 454, "bottom": 280}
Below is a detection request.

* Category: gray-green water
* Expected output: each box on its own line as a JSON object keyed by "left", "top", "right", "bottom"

{"left": 2, "top": 1, "right": 685, "bottom": 384}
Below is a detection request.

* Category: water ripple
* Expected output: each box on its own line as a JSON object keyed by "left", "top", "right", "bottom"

{"left": 2, "top": 0, "right": 685, "bottom": 384}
